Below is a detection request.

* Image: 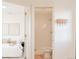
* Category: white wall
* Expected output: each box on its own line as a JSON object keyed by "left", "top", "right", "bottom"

{"left": 3, "top": 2, "right": 25, "bottom": 41}
{"left": 53, "top": 3, "right": 75, "bottom": 59}
{"left": 25, "top": 7, "right": 32, "bottom": 59}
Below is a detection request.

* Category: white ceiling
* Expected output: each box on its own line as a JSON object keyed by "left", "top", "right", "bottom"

{"left": 3, "top": 0, "right": 53, "bottom": 6}
{"left": 3, "top": 0, "right": 75, "bottom": 10}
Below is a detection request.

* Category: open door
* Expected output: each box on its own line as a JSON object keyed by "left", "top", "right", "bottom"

{"left": 34, "top": 7, "right": 53, "bottom": 59}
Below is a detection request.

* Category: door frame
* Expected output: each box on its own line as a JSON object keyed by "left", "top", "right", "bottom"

{"left": 31, "top": 6, "right": 54, "bottom": 59}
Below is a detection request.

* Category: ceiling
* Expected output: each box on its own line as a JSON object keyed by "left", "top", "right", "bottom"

{"left": 3, "top": 0, "right": 75, "bottom": 10}
{"left": 3, "top": 0, "right": 53, "bottom": 6}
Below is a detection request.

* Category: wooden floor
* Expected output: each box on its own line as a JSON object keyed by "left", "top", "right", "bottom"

{"left": 35, "top": 55, "right": 43, "bottom": 59}
{"left": 35, "top": 54, "right": 51, "bottom": 59}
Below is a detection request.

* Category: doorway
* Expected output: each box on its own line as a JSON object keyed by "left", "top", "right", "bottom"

{"left": 34, "top": 7, "right": 53, "bottom": 59}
